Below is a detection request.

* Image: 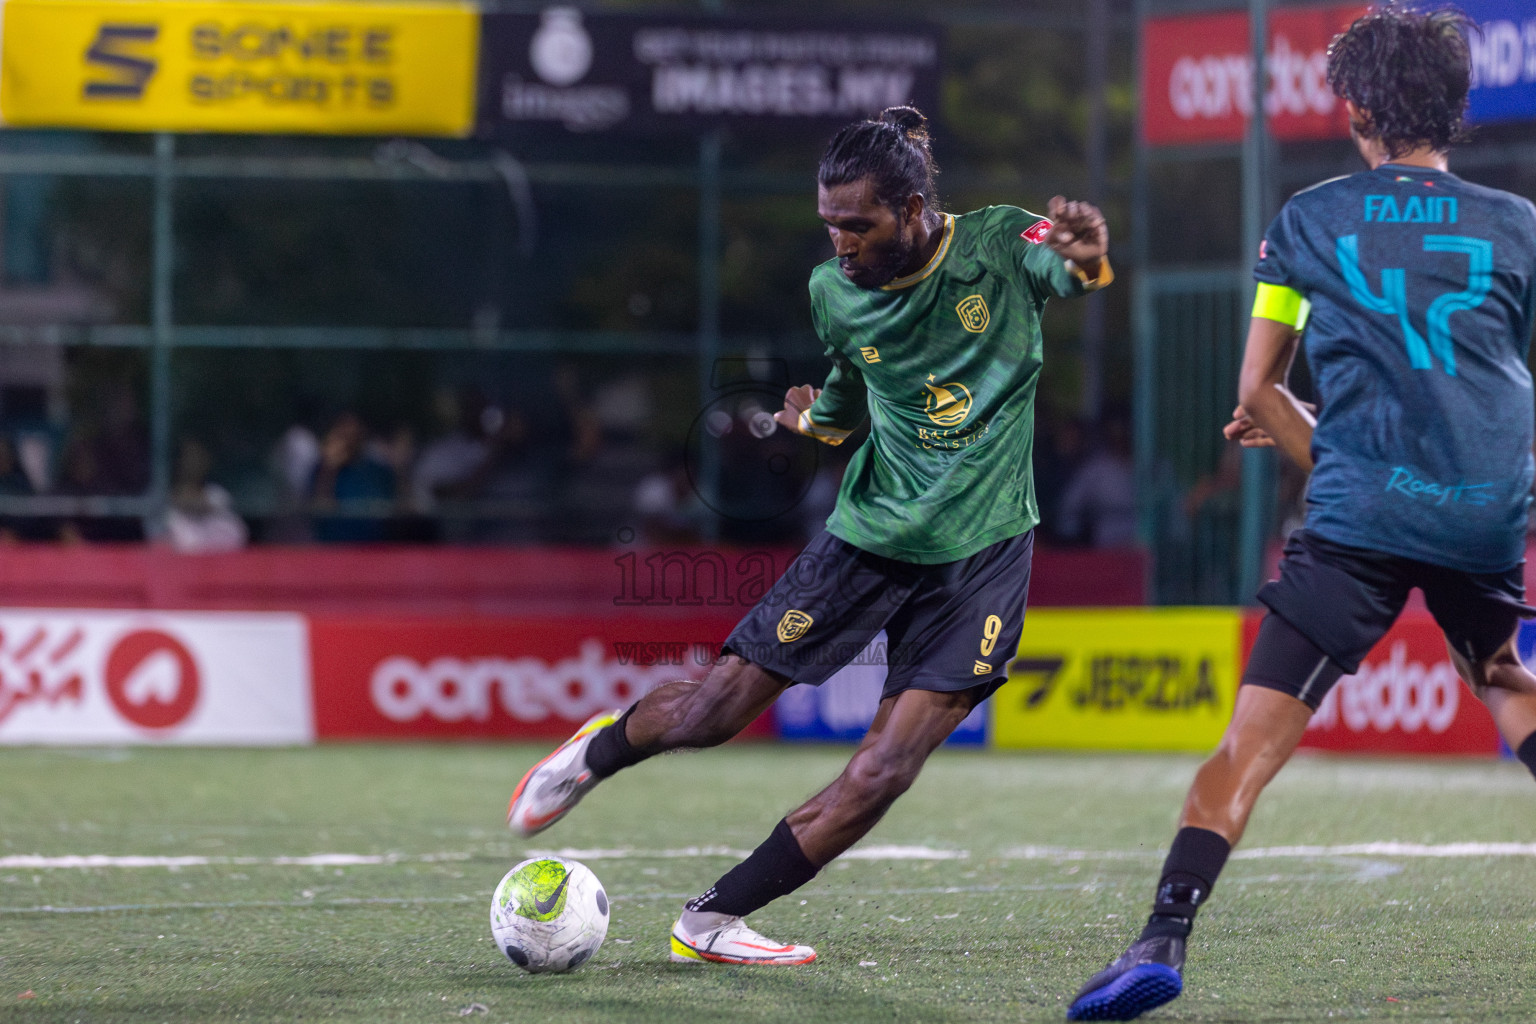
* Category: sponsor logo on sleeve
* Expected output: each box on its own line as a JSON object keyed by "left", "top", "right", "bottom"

{"left": 1020, "top": 219, "right": 1052, "bottom": 244}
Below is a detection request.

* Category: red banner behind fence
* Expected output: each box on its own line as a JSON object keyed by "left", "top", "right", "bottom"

{"left": 1142, "top": 5, "right": 1366, "bottom": 145}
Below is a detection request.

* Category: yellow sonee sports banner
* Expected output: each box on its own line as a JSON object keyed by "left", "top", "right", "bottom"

{"left": 991, "top": 608, "right": 1243, "bottom": 752}
{"left": 0, "top": 0, "right": 478, "bottom": 135}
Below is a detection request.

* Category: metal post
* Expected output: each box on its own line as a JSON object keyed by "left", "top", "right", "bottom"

{"left": 1132, "top": 0, "right": 1156, "bottom": 598}
{"left": 696, "top": 129, "right": 723, "bottom": 541}
{"left": 148, "top": 132, "right": 175, "bottom": 538}
{"left": 1081, "top": 0, "right": 1109, "bottom": 425}
{"left": 1237, "top": 0, "right": 1275, "bottom": 600}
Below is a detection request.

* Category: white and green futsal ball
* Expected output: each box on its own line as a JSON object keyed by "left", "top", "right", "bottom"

{"left": 490, "top": 857, "right": 609, "bottom": 973}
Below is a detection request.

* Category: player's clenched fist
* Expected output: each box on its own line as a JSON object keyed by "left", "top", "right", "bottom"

{"left": 1046, "top": 195, "right": 1108, "bottom": 265}
{"left": 774, "top": 384, "right": 823, "bottom": 435}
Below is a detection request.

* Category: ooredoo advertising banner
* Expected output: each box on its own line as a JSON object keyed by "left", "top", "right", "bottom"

{"left": 991, "top": 608, "right": 1244, "bottom": 752}
{"left": 1140, "top": 5, "right": 1366, "bottom": 145}
{"left": 0, "top": 0, "right": 478, "bottom": 135}
{"left": 0, "top": 610, "right": 312, "bottom": 744}
{"left": 1246, "top": 613, "right": 1502, "bottom": 757}
{"left": 308, "top": 615, "right": 751, "bottom": 740}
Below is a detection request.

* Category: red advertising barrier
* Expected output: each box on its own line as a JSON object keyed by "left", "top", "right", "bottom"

{"left": 1142, "top": 4, "right": 1366, "bottom": 145}
{"left": 1242, "top": 612, "right": 1502, "bottom": 756}
{"left": 0, "top": 543, "right": 1145, "bottom": 613}
{"left": 308, "top": 614, "right": 777, "bottom": 741}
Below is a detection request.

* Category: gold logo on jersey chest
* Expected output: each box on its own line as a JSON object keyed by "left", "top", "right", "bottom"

{"left": 860, "top": 346, "right": 881, "bottom": 363}
{"left": 777, "top": 609, "right": 815, "bottom": 643}
{"left": 956, "top": 294, "right": 990, "bottom": 333}
{"left": 923, "top": 375, "right": 972, "bottom": 427}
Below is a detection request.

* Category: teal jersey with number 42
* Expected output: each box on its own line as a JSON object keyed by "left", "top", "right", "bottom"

{"left": 800, "top": 205, "right": 1107, "bottom": 564}
{"left": 1255, "top": 166, "right": 1536, "bottom": 573}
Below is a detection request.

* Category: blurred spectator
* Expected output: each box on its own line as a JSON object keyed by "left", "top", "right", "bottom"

{"left": 309, "top": 411, "right": 396, "bottom": 543}
{"left": 53, "top": 431, "right": 142, "bottom": 542}
{"left": 165, "top": 437, "right": 247, "bottom": 553}
{"left": 0, "top": 435, "right": 33, "bottom": 497}
{"left": 412, "top": 386, "right": 492, "bottom": 510}
{"left": 89, "top": 386, "right": 150, "bottom": 495}
{"left": 632, "top": 446, "right": 704, "bottom": 545}
{"left": 0, "top": 435, "right": 33, "bottom": 543}
{"left": 1033, "top": 410, "right": 1088, "bottom": 544}
{"left": 558, "top": 371, "right": 658, "bottom": 544}
{"left": 1057, "top": 415, "right": 1138, "bottom": 548}
{"left": 274, "top": 421, "right": 321, "bottom": 500}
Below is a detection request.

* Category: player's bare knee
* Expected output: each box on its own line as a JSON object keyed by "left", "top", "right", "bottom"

{"left": 666, "top": 657, "right": 777, "bottom": 747}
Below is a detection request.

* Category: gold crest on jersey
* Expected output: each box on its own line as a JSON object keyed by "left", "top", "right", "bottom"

{"left": 923, "top": 376, "right": 973, "bottom": 428}
{"left": 956, "top": 294, "right": 990, "bottom": 333}
{"left": 776, "top": 609, "right": 814, "bottom": 643}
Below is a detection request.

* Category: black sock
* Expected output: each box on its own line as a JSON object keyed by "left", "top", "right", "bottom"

{"left": 1517, "top": 731, "right": 1536, "bottom": 782}
{"left": 584, "top": 707, "right": 647, "bottom": 779}
{"left": 685, "top": 819, "right": 820, "bottom": 918}
{"left": 1138, "top": 826, "right": 1231, "bottom": 941}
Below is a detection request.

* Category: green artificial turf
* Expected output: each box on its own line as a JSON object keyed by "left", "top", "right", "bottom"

{"left": 1, "top": 744, "right": 1533, "bottom": 1022}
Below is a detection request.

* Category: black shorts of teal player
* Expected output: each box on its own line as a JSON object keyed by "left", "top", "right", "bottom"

{"left": 723, "top": 529, "right": 1033, "bottom": 702}
{"left": 1245, "top": 529, "right": 1536, "bottom": 710}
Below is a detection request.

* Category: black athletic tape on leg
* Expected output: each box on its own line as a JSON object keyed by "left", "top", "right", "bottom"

{"left": 585, "top": 706, "right": 645, "bottom": 779}
{"left": 686, "top": 818, "right": 819, "bottom": 917}
{"left": 1139, "top": 826, "right": 1231, "bottom": 941}
{"left": 1518, "top": 731, "right": 1536, "bottom": 782}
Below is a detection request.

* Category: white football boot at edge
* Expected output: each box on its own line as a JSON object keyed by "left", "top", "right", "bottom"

{"left": 506, "top": 710, "right": 620, "bottom": 837}
{"left": 669, "top": 912, "right": 817, "bottom": 966}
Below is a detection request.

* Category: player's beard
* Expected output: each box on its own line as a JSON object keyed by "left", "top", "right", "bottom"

{"left": 841, "top": 230, "right": 918, "bottom": 290}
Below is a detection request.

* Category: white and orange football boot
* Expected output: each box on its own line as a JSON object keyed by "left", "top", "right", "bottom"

{"left": 506, "top": 710, "right": 621, "bottom": 837}
{"left": 669, "top": 912, "right": 817, "bottom": 966}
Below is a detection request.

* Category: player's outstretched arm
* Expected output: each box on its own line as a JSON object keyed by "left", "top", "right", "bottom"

{"left": 1045, "top": 195, "right": 1108, "bottom": 279}
{"left": 1237, "top": 317, "right": 1314, "bottom": 471}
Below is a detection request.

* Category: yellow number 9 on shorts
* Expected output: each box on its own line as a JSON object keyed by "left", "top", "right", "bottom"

{"left": 979, "top": 614, "right": 1002, "bottom": 658}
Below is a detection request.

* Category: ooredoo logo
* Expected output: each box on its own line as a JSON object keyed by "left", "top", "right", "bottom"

{"left": 104, "top": 629, "right": 200, "bottom": 730}
{"left": 1308, "top": 642, "right": 1459, "bottom": 735}
{"left": 368, "top": 640, "right": 681, "bottom": 724}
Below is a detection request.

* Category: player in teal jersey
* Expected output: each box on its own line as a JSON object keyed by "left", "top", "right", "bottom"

{"left": 1069, "top": 10, "right": 1536, "bottom": 1020}
{"left": 508, "top": 105, "right": 1111, "bottom": 966}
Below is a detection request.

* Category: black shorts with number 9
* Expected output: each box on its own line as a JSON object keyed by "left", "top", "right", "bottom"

{"left": 722, "top": 529, "right": 1033, "bottom": 701}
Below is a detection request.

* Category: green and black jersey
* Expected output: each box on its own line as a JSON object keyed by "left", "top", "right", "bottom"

{"left": 802, "top": 205, "right": 1111, "bottom": 564}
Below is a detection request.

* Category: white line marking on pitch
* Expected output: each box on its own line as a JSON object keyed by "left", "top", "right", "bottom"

{"left": 7, "top": 841, "right": 1535, "bottom": 873}
{"left": 0, "top": 853, "right": 471, "bottom": 869}
{"left": 1234, "top": 842, "right": 1536, "bottom": 859}
{"left": 530, "top": 844, "right": 970, "bottom": 862}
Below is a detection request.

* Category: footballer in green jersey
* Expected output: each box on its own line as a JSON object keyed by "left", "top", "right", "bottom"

{"left": 507, "top": 105, "right": 1110, "bottom": 968}
{"left": 793, "top": 201, "right": 1109, "bottom": 563}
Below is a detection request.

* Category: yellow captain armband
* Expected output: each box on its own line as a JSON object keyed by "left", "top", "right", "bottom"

{"left": 1253, "top": 282, "right": 1311, "bottom": 330}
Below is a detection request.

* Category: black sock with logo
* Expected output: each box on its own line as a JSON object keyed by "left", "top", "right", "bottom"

{"left": 584, "top": 706, "right": 647, "bottom": 779}
{"left": 685, "top": 818, "right": 820, "bottom": 917}
{"left": 1517, "top": 731, "right": 1536, "bottom": 782}
{"left": 1138, "top": 826, "right": 1232, "bottom": 941}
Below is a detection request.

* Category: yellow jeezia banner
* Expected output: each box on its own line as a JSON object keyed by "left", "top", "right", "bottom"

{"left": 991, "top": 608, "right": 1244, "bottom": 752}
{"left": 0, "top": 0, "right": 478, "bottom": 135}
